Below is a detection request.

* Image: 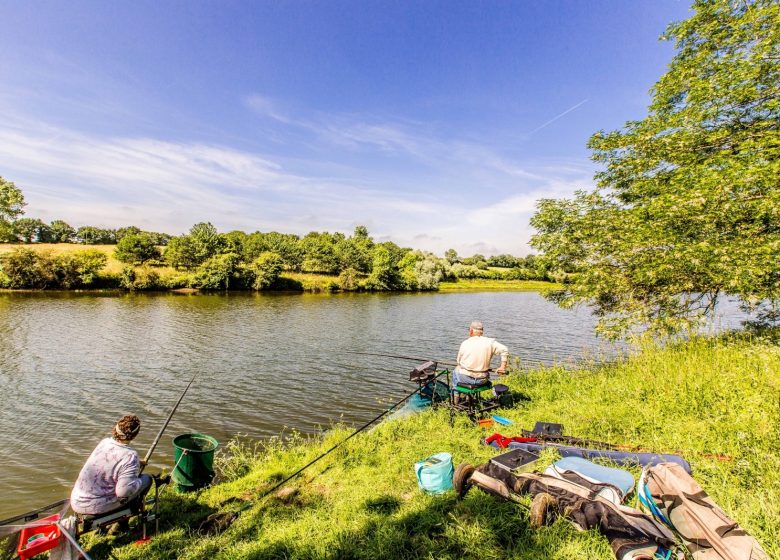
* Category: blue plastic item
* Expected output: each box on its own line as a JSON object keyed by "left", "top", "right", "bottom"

{"left": 415, "top": 452, "right": 454, "bottom": 494}
{"left": 492, "top": 415, "right": 513, "bottom": 426}
{"left": 550, "top": 456, "right": 635, "bottom": 497}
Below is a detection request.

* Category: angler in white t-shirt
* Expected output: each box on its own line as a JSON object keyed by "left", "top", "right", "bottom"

{"left": 453, "top": 320, "right": 509, "bottom": 387}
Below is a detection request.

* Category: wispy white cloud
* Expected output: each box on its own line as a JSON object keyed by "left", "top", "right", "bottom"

{"left": 244, "top": 95, "right": 296, "bottom": 125}
{"left": 0, "top": 96, "right": 591, "bottom": 255}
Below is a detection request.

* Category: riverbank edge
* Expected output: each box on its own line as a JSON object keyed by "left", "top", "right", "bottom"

{"left": 79, "top": 331, "right": 778, "bottom": 560}
{"left": 0, "top": 277, "right": 562, "bottom": 294}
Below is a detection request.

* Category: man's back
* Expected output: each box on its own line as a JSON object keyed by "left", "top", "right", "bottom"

{"left": 458, "top": 335, "right": 506, "bottom": 374}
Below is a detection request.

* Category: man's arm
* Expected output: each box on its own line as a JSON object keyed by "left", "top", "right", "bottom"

{"left": 493, "top": 340, "right": 509, "bottom": 373}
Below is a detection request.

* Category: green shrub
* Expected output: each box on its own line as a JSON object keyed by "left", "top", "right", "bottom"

{"left": 120, "top": 265, "right": 163, "bottom": 291}
{"left": 114, "top": 233, "right": 161, "bottom": 265}
{"left": 160, "top": 272, "right": 191, "bottom": 289}
{"left": 52, "top": 249, "right": 107, "bottom": 288}
{"left": 248, "top": 251, "right": 284, "bottom": 290}
{"left": 214, "top": 437, "right": 265, "bottom": 482}
{"left": 337, "top": 267, "right": 361, "bottom": 290}
{"left": 191, "top": 253, "right": 243, "bottom": 290}
{"left": 450, "top": 263, "right": 482, "bottom": 279}
{"left": 0, "top": 248, "right": 56, "bottom": 288}
{"left": 92, "top": 272, "right": 122, "bottom": 289}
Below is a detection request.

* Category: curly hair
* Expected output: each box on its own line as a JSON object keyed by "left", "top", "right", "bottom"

{"left": 112, "top": 414, "right": 141, "bottom": 441}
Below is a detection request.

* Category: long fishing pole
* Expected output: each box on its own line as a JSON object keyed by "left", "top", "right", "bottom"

{"left": 208, "top": 370, "right": 451, "bottom": 528}
{"left": 345, "top": 350, "right": 458, "bottom": 367}
{"left": 141, "top": 374, "right": 196, "bottom": 473}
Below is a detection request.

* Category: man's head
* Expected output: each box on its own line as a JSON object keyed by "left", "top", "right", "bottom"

{"left": 469, "top": 320, "right": 484, "bottom": 337}
{"left": 113, "top": 414, "right": 141, "bottom": 442}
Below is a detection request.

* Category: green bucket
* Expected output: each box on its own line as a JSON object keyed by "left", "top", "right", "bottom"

{"left": 172, "top": 433, "right": 219, "bottom": 492}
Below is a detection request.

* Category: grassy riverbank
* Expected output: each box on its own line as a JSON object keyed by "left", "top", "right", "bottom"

{"left": 78, "top": 332, "right": 778, "bottom": 560}
{"left": 438, "top": 278, "right": 560, "bottom": 292}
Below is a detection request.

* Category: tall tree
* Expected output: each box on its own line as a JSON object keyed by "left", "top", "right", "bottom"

{"left": 13, "top": 218, "right": 46, "bottom": 243}
{"left": 0, "top": 177, "right": 26, "bottom": 242}
{"left": 48, "top": 220, "right": 76, "bottom": 243}
{"left": 114, "top": 233, "right": 161, "bottom": 264}
{"left": 115, "top": 226, "right": 141, "bottom": 242}
{"left": 531, "top": 0, "right": 780, "bottom": 337}
{"left": 76, "top": 226, "right": 116, "bottom": 244}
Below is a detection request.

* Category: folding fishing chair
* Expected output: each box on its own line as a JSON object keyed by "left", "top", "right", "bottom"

{"left": 449, "top": 376, "right": 501, "bottom": 423}
{"left": 76, "top": 474, "right": 169, "bottom": 540}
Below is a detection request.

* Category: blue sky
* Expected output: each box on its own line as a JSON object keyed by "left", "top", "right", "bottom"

{"left": 0, "top": 0, "right": 691, "bottom": 256}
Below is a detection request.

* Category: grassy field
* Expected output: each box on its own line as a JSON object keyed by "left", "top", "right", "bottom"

{"left": 0, "top": 243, "right": 127, "bottom": 274}
{"left": 75, "top": 332, "right": 778, "bottom": 560}
{"left": 438, "top": 279, "right": 560, "bottom": 292}
{"left": 0, "top": 243, "right": 183, "bottom": 280}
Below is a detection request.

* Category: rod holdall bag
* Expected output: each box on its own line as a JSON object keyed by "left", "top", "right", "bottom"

{"left": 544, "top": 456, "right": 635, "bottom": 505}
{"left": 415, "top": 452, "right": 454, "bottom": 494}
{"left": 639, "top": 462, "right": 768, "bottom": 560}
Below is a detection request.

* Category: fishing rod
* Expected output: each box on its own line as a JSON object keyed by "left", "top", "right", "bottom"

{"left": 345, "top": 350, "right": 458, "bottom": 368}
{"left": 141, "top": 374, "right": 196, "bottom": 473}
{"left": 202, "top": 370, "right": 451, "bottom": 531}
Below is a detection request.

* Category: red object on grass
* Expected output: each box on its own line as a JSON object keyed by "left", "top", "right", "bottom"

{"left": 16, "top": 514, "right": 62, "bottom": 560}
{"left": 484, "top": 433, "right": 537, "bottom": 448}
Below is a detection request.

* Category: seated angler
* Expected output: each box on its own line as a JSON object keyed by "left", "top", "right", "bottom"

{"left": 70, "top": 414, "right": 153, "bottom": 529}
{"left": 453, "top": 320, "right": 509, "bottom": 387}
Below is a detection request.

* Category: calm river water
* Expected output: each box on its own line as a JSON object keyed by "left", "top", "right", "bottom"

{"left": 0, "top": 290, "right": 745, "bottom": 518}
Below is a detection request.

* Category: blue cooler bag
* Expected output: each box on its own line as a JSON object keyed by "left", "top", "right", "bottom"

{"left": 415, "top": 452, "right": 454, "bottom": 494}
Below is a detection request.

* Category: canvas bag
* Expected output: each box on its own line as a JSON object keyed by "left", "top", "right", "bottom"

{"left": 544, "top": 456, "right": 635, "bottom": 505}
{"left": 415, "top": 452, "right": 454, "bottom": 494}
{"left": 641, "top": 463, "right": 768, "bottom": 560}
{"left": 512, "top": 470, "right": 680, "bottom": 560}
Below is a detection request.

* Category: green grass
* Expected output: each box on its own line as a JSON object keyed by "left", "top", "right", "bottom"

{"left": 438, "top": 278, "right": 560, "bottom": 292}
{"left": 278, "top": 272, "right": 340, "bottom": 292}
{"left": 79, "top": 332, "right": 778, "bottom": 559}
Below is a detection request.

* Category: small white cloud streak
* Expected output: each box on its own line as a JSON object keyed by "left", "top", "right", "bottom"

{"left": 244, "top": 95, "right": 296, "bottom": 125}
{"left": 527, "top": 99, "right": 589, "bottom": 136}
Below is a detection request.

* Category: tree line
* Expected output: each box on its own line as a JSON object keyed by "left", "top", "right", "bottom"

{"left": 0, "top": 180, "right": 553, "bottom": 291}
{"left": 4, "top": 215, "right": 171, "bottom": 246}
{"left": 112, "top": 222, "right": 555, "bottom": 291}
